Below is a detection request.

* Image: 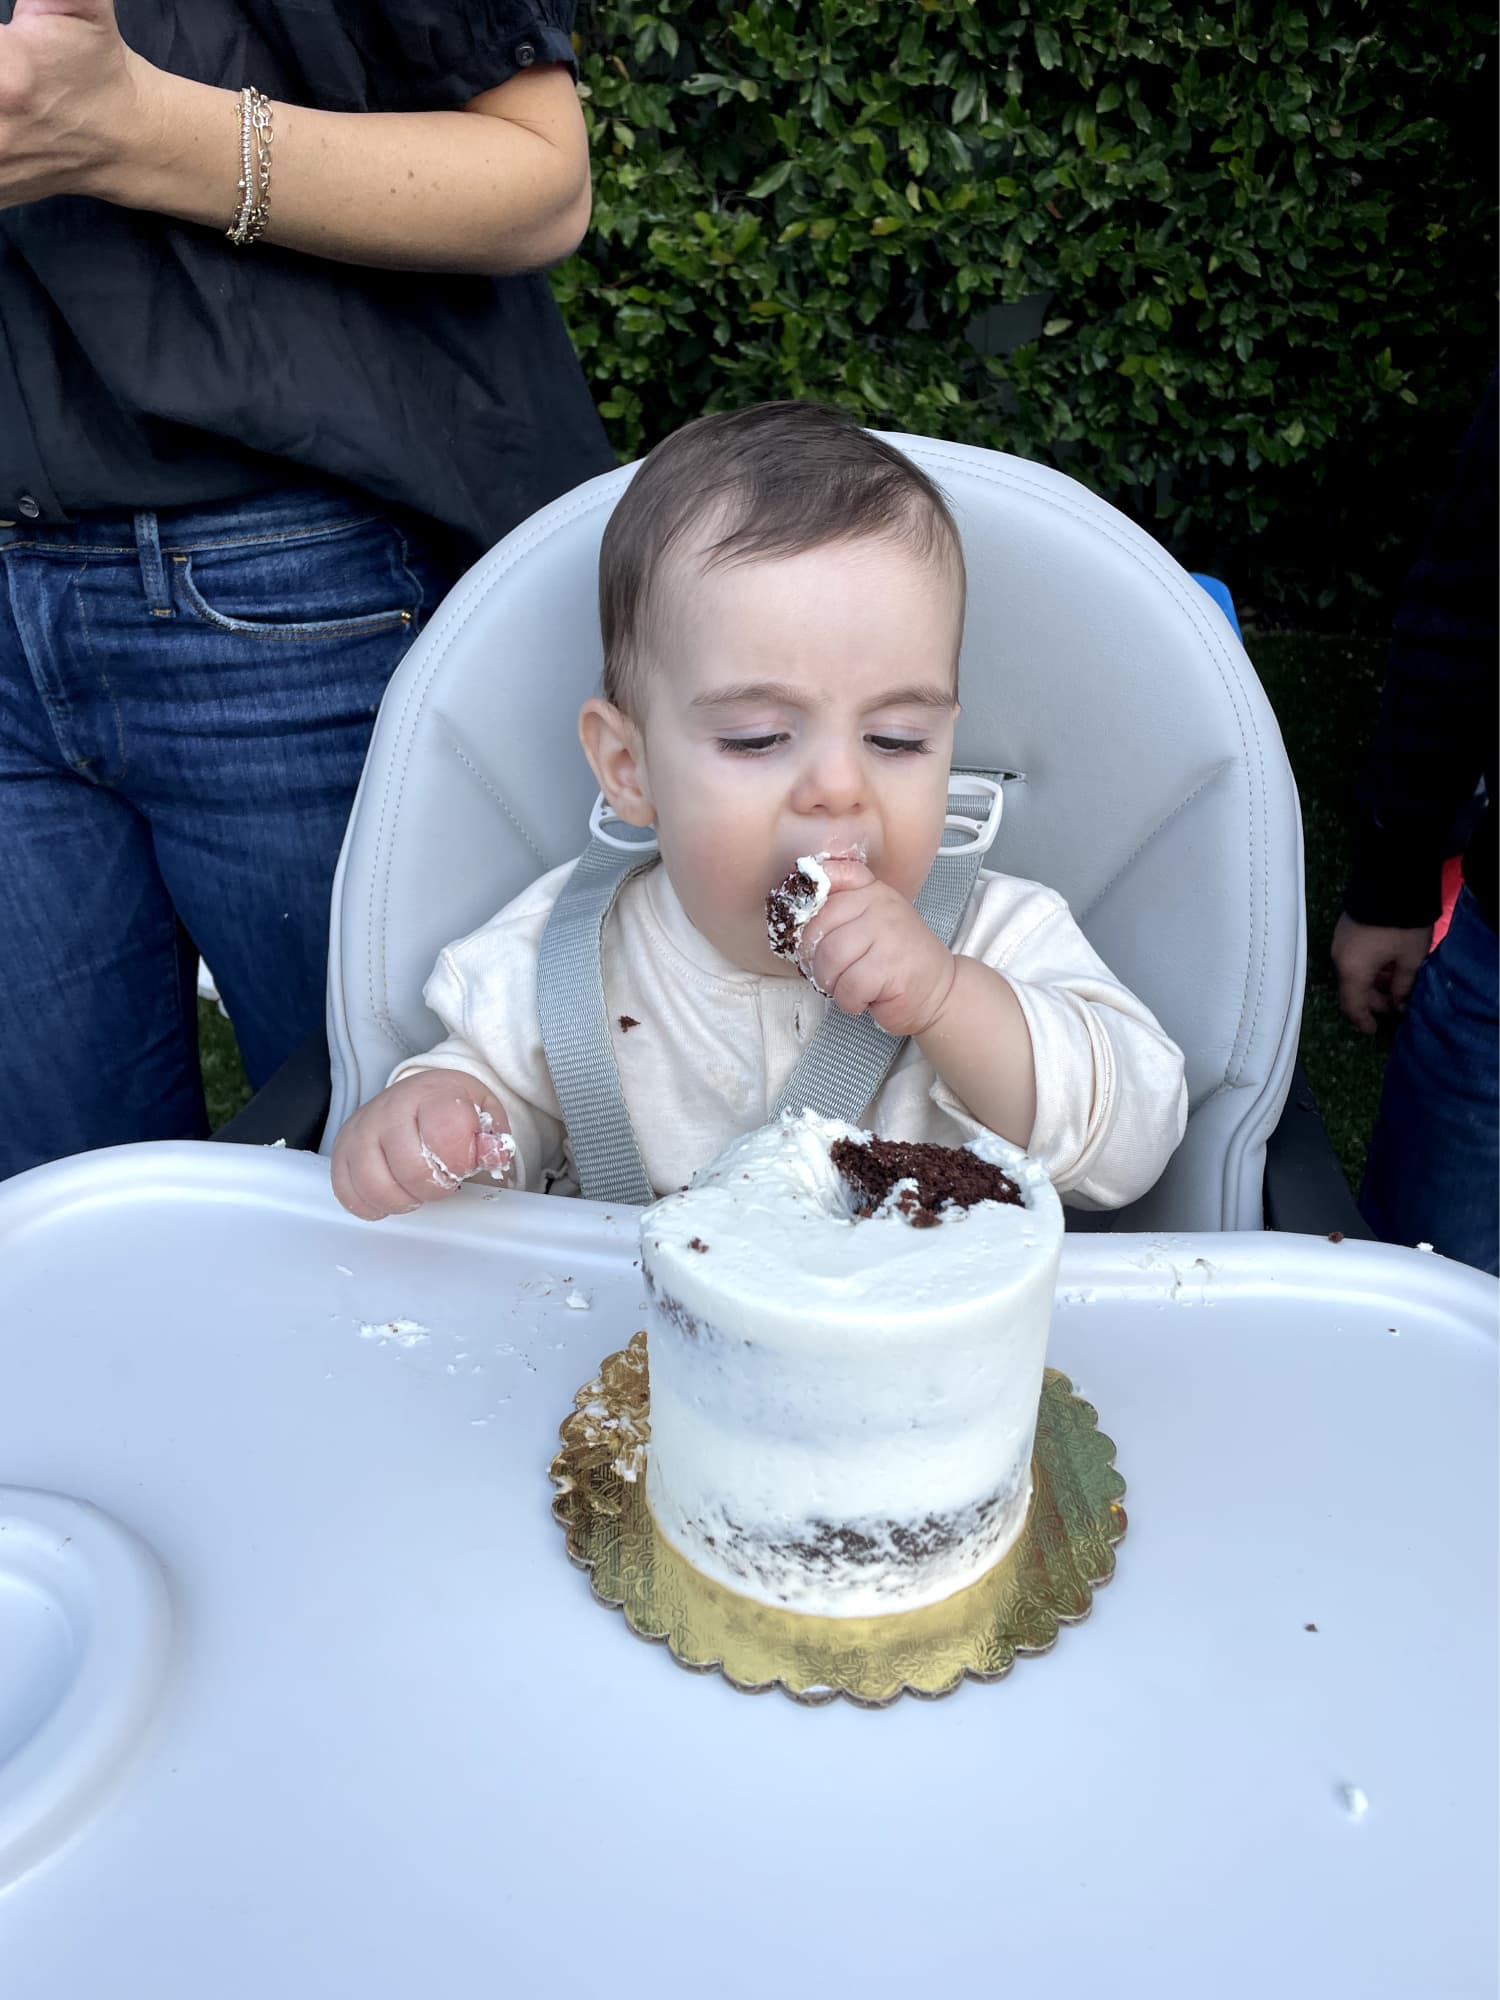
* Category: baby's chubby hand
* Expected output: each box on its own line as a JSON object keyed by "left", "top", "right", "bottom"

{"left": 330, "top": 1073, "right": 515, "bottom": 1221}
{"left": 801, "top": 858, "right": 957, "bottom": 1037}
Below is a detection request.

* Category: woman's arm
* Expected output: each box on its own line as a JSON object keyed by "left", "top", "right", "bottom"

{"left": 0, "top": 1, "right": 591, "bottom": 275}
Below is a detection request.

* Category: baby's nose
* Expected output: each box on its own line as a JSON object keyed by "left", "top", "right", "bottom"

{"left": 791, "top": 740, "right": 865, "bottom": 816}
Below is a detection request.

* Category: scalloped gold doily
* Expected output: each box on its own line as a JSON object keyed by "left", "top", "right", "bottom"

{"left": 550, "top": 1331, "right": 1126, "bottom": 1706}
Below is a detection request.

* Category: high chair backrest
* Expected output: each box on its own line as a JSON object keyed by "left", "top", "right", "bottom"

{"left": 323, "top": 437, "right": 1305, "bottom": 1231}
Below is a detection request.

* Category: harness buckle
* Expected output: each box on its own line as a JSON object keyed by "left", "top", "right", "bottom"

{"left": 588, "top": 793, "right": 660, "bottom": 854}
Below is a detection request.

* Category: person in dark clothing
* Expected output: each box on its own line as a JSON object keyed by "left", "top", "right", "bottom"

{"left": 0, "top": 0, "right": 613, "bottom": 1181}
{"left": 1332, "top": 375, "right": 1498, "bottom": 1273}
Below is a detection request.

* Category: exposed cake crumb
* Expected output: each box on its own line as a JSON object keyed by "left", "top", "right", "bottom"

{"left": 618, "top": 1014, "right": 641, "bottom": 1033}
{"left": 831, "top": 1135, "right": 1021, "bottom": 1223}
{"left": 688, "top": 1236, "right": 709, "bottom": 1253}
{"left": 1327, "top": 1230, "right": 1344, "bottom": 1243}
{"left": 1305, "top": 1622, "right": 1318, "bottom": 1632}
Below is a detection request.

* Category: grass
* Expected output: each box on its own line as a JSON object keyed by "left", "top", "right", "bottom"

{"left": 199, "top": 998, "right": 252, "bottom": 1129}
{"left": 198, "top": 630, "right": 1393, "bottom": 1193}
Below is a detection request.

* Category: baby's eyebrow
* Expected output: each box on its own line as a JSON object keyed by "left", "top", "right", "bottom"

{"left": 689, "top": 680, "right": 956, "bottom": 712}
{"left": 688, "top": 679, "right": 810, "bottom": 710}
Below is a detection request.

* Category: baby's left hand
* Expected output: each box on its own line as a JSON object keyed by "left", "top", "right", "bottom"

{"left": 802, "top": 858, "right": 956, "bottom": 1037}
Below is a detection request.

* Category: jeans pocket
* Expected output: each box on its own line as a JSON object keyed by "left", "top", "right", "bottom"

{"left": 173, "top": 517, "right": 423, "bottom": 642}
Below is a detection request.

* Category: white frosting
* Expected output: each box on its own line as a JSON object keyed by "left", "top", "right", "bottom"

{"left": 419, "top": 1139, "right": 464, "bottom": 1193}
{"left": 641, "top": 1111, "right": 1063, "bottom": 1617}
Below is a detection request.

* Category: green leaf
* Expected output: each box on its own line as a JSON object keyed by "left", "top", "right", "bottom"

{"left": 746, "top": 161, "right": 794, "bottom": 199}
{"left": 561, "top": 0, "right": 1494, "bottom": 620}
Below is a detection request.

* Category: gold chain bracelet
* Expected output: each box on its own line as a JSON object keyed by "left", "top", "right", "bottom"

{"left": 226, "top": 86, "right": 274, "bottom": 248}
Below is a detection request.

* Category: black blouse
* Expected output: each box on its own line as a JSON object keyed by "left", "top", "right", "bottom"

{"left": 0, "top": 0, "right": 613, "bottom": 561}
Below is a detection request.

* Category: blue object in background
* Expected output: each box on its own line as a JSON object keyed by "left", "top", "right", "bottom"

{"left": 1190, "top": 571, "right": 1242, "bottom": 639}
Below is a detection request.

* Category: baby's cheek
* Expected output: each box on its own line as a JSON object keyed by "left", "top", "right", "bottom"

{"left": 664, "top": 794, "right": 765, "bottom": 898}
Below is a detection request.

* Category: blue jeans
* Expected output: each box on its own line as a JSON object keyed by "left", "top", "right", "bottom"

{"left": 0, "top": 488, "right": 456, "bottom": 1180}
{"left": 1360, "top": 887, "right": 1499, "bottom": 1274}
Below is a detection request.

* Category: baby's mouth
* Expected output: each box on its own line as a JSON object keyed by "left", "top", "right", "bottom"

{"left": 788, "top": 837, "right": 870, "bottom": 870}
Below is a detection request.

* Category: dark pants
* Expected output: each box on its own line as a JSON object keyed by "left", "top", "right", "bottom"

{"left": 1360, "top": 888, "right": 1499, "bottom": 1274}
{"left": 0, "top": 487, "right": 456, "bottom": 1180}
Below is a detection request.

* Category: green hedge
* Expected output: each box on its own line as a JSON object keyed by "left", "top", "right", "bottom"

{"left": 558, "top": 2, "right": 1495, "bottom": 621}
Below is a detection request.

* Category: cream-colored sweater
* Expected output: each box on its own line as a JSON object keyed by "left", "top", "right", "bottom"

{"left": 391, "top": 858, "right": 1188, "bottom": 1208}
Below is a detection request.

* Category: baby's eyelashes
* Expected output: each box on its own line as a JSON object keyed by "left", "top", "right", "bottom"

{"left": 715, "top": 732, "right": 932, "bottom": 758}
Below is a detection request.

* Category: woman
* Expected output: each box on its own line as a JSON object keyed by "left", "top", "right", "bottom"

{"left": 0, "top": 0, "right": 612, "bottom": 1178}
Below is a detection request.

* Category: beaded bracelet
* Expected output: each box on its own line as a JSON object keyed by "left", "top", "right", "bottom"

{"left": 226, "top": 86, "right": 274, "bottom": 247}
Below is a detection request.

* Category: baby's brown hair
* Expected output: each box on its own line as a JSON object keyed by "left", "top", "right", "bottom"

{"left": 598, "top": 401, "right": 965, "bottom": 715}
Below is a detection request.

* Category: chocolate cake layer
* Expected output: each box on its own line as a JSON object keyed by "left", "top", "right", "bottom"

{"left": 766, "top": 867, "right": 821, "bottom": 960}
{"left": 831, "top": 1135, "right": 1021, "bottom": 1221}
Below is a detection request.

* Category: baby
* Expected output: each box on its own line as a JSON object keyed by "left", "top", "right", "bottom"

{"left": 331, "top": 402, "right": 1187, "bottom": 1219}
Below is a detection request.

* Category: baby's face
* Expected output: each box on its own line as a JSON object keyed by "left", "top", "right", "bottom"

{"left": 630, "top": 537, "right": 962, "bottom": 975}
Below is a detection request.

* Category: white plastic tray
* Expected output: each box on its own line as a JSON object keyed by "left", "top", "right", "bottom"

{"left": 1, "top": 1142, "right": 1495, "bottom": 1999}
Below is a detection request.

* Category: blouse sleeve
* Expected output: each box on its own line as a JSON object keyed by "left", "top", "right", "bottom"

{"left": 358, "top": 1, "right": 580, "bottom": 111}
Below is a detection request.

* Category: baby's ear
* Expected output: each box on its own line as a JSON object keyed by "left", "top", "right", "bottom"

{"left": 578, "top": 698, "right": 655, "bottom": 826}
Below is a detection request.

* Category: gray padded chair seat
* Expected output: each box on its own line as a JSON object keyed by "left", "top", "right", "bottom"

{"left": 322, "top": 437, "right": 1305, "bottom": 1231}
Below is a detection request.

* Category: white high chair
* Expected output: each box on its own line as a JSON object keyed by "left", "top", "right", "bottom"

{"left": 292, "top": 438, "right": 1308, "bottom": 1231}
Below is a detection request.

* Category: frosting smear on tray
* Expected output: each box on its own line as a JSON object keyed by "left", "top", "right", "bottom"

{"left": 641, "top": 1111, "right": 1063, "bottom": 1617}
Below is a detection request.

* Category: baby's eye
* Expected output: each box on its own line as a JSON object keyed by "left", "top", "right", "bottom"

{"left": 867, "top": 735, "right": 931, "bottom": 756}
{"left": 717, "top": 734, "right": 787, "bottom": 755}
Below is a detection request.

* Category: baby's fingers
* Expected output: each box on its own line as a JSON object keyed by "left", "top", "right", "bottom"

{"left": 807, "top": 923, "right": 877, "bottom": 1014}
{"left": 332, "top": 1140, "right": 421, "bottom": 1221}
{"left": 817, "top": 855, "right": 875, "bottom": 897}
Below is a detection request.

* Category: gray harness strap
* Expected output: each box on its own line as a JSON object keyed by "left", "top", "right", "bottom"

{"left": 537, "top": 778, "right": 1008, "bottom": 1204}
{"left": 535, "top": 818, "right": 659, "bottom": 1204}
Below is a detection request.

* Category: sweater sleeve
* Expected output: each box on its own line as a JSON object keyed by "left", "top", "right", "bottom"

{"left": 931, "top": 875, "right": 1188, "bottom": 1209}
{"left": 386, "top": 864, "right": 573, "bottom": 1193}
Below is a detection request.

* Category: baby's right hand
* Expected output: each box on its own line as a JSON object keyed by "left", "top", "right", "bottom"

{"left": 330, "top": 1073, "right": 515, "bottom": 1221}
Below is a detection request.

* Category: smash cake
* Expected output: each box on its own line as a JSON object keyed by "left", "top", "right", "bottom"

{"left": 640, "top": 1111, "right": 1063, "bottom": 1617}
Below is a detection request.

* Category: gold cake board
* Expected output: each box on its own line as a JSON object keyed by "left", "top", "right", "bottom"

{"left": 550, "top": 1331, "right": 1127, "bottom": 1707}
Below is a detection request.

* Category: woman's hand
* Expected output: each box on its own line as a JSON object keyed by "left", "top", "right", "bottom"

{"left": 0, "top": 0, "right": 140, "bottom": 209}
{"left": 1331, "top": 913, "right": 1433, "bottom": 1035}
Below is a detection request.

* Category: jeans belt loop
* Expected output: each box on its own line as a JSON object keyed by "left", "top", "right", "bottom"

{"left": 133, "top": 510, "right": 173, "bottom": 617}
